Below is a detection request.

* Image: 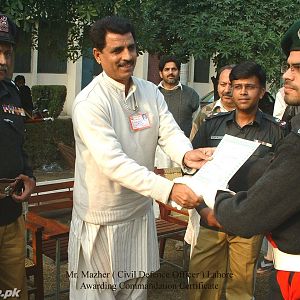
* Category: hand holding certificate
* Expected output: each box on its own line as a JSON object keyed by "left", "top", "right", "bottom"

{"left": 174, "top": 134, "right": 260, "bottom": 208}
{"left": 173, "top": 134, "right": 260, "bottom": 247}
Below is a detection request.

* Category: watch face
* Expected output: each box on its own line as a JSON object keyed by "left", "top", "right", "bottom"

{"left": 0, "top": 178, "right": 23, "bottom": 199}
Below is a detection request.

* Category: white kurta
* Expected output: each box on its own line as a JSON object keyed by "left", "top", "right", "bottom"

{"left": 69, "top": 72, "right": 193, "bottom": 297}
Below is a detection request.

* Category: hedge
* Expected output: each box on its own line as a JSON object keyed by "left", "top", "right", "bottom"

{"left": 24, "top": 118, "right": 74, "bottom": 169}
{"left": 31, "top": 85, "right": 67, "bottom": 118}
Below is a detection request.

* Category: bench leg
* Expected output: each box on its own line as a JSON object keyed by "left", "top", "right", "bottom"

{"left": 55, "top": 239, "right": 61, "bottom": 300}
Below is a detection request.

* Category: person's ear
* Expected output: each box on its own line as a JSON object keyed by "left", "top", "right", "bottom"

{"left": 93, "top": 48, "right": 102, "bottom": 65}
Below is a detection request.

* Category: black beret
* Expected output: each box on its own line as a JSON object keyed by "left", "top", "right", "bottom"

{"left": 0, "top": 13, "right": 16, "bottom": 45}
{"left": 281, "top": 19, "right": 300, "bottom": 57}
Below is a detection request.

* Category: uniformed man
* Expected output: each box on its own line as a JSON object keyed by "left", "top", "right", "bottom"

{"left": 189, "top": 61, "right": 287, "bottom": 300}
{"left": 189, "top": 64, "right": 236, "bottom": 141}
{"left": 209, "top": 19, "right": 300, "bottom": 300}
{"left": 0, "top": 13, "right": 36, "bottom": 300}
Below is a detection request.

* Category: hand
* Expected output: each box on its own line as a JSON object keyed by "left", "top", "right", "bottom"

{"left": 200, "top": 207, "right": 222, "bottom": 228}
{"left": 169, "top": 183, "right": 202, "bottom": 209}
{"left": 12, "top": 174, "right": 36, "bottom": 203}
{"left": 184, "top": 148, "right": 215, "bottom": 169}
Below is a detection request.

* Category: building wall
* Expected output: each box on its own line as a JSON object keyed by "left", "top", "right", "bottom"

{"left": 13, "top": 51, "right": 215, "bottom": 117}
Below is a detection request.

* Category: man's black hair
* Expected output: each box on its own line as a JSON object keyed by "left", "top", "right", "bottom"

{"left": 90, "top": 16, "right": 136, "bottom": 51}
{"left": 229, "top": 61, "right": 266, "bottom": 87}
{"left": 159, "top": 56, "right": 181, "bottom": 72}
{"left": 14, "top": 75, "right": 25, "bottom": 83}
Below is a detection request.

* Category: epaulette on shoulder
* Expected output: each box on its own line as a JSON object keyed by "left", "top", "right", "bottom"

{"left": 205, "top": 111, "right": 231, "bottom": 121}
{"left": 262, "top": 113, "right": 287, "bottom": 128}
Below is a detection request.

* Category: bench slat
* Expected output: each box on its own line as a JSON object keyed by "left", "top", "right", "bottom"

{"left": 29, "top": 201, "right": 73, "bottom": 213}
{"left": 29, "top": 191, "right": 73, "bottom": 204}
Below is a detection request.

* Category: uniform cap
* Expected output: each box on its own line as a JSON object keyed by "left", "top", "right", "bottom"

{"left": 281, "top": 19, "right": 300, "bottom": 56}
{"left": 0, "top": 13, "right": 16, "bottom": 45}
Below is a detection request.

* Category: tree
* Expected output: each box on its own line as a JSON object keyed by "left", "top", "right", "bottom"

{"left": 2, "top": 0, "right": 300, "bottom": 88}
{"left": 130, "top": 0, "right": 300, "bottom": 89}
{"left": 174, "top": 0, "right": 300, "bottom": 89}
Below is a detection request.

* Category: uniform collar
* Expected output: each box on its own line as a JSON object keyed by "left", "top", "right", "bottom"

{"left": 213, "top": 99, "right": 230, "bottom": 113}
{"left": 226, "top": 109, "right": 263, "bottom": 126}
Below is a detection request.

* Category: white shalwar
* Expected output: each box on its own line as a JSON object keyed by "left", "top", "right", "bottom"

{"left": 69, "top": 209, "right": 158, "bottom": 300}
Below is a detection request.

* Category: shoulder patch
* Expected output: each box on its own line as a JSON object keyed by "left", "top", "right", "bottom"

{"left": 262, "top": 113, "right": 287, "bottom": 128}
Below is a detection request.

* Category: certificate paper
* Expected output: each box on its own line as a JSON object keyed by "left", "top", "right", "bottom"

{"left": 175, "top": 134, "right": 259, "bottom": 247}
{"left": 194, "top": 134, "right": 260, "bottom": 188}
{"left": 174, "top": 134, "right": 260, "bottom": 208}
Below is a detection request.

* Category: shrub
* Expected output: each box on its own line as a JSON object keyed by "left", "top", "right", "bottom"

{"left": 31, "top": 85, "right": 67, "bottom": 118}
{"left": 24, "top": 118, "right": 74, "bottom": 169}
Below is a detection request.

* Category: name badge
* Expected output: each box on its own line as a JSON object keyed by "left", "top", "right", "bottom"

{"left": 210, "top": 135, "right": 223, "bottom": 140}
{"left": 129, "top": 113, "right": 151, "bottom": 131}
{"left": 254, "top": 139, "right": 272, "bottom": 148}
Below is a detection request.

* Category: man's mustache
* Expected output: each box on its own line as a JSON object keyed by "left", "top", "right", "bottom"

{"left": 118, "top": 60, "right": 134, "bottom": 67}
{"left": 0, "top": 65, "right": 8, "bottom": 72}
{"left": 222, "top": 92, "right": 232, "bottom": 97}
{"left": 284, "top": 80, "right": 299, "bottom": 91}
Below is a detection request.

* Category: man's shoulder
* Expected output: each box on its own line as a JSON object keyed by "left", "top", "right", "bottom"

{"left": 133, "top": 76, "right": 157, "bottom": 88}
{"left": 291, "top": 113, "right": 300, "bottom": 136}
{"left": 1, "top": 79, "right": 17, "bottom": 90}
{"left": 261, "top": 112, "right": 287, "bottom": 129}
{"left": 201, "top": 101, "right": 218, "bottom": 113}
{"left": 205, "top": 111, "right": 232, "bottom": 122}
{"left": 182, "top": 84, "right": 198, "bottom": 94}
{"left": 0, "top": 79, "right": 19, "bottom": 96}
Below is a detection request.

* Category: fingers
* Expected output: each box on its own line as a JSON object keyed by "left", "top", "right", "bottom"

{"left": 169, "top": 183, "right": 202, "bottom": 209}
{"left": 184, "top": 148, "right": 214, "bottom": 169}
{"left": 12, "top": 175, "right": 36, "bottom": 203}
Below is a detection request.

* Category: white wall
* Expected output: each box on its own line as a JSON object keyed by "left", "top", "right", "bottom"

{"left": 134, "top": 52, "right": 149, "bottom": 79}
{"left": 13, "top": 52, "right": 82, "bottom": 116}
{"left": 64, "top": 58, "right": 83, "bottom": 116}
{"left": 13, "top": 51, "right": 215, "bottom": 116}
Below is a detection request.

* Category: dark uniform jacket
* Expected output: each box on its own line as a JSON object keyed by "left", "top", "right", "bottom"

{"left": 214, "top": 112, "right": 300, "bottom": 254}
{"left": 0, "top": 79, "right": 33, "bottom": 226}
{"left": 192, "top": 110, "right": 287, "bottom": 231}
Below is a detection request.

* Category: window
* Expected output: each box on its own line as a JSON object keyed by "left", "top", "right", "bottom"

{"left": 37, "top": 21, "right": 67, "bottom": 73}
{"left": 14, "top": 30, "right": 31, "bottom": 73}
{"left": 194, "top": 59, "right": 210, "bottom": 83}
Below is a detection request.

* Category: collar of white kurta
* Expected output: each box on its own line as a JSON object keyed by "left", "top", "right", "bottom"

{"left": 158, "top": 81, "right": 182, "bottom": 90}
{"left": 101, "top": 71, "right": 137, "bottom": 98}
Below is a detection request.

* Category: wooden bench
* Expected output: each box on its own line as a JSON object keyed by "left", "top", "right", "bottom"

{"left": 28, "top": 179, "right": 74, "bottom": 215}
{"left": 154, "top": 168, "right": 190, "bottom": 271}
{"left": 25, "top": 220, "right": 44, "bottom": 299}
{"left": 155, "top": 201, "right": 189, "bottom": 271}
{"left": 26, "top": 179, "right": 74, "bottom": 299}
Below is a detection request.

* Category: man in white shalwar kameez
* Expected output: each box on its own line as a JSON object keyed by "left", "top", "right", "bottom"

{"left": 69, "top": 16, "right": 212, "bottom": 300}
